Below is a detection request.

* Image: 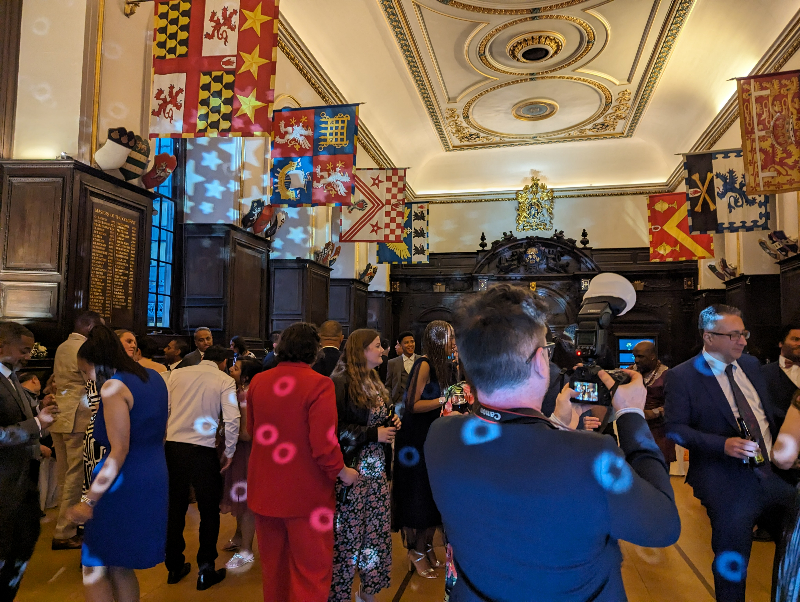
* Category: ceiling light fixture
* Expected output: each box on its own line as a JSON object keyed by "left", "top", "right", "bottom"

{"left": 507, "top": 32, "right": 565, "bottom": 64}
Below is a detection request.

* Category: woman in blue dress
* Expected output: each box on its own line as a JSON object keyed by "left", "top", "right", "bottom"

{"left": 66, "top": 325, "right": 169, "bottom": 602}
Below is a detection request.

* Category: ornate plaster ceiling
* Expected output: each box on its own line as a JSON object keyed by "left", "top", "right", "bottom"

{"left": 279, "top": 0, "right": 800, "bottom": 193}
{"left": 379, "top": 0, "right": 692, "bottom": 150}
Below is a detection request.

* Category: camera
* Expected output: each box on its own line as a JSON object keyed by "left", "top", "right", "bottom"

{"left": 569, "top": 364, "right": 631, "bottom": 406}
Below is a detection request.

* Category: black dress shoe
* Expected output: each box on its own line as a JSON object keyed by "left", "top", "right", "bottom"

{"left": 51, "top": 535, "right": 83, "bottom": 550}
{"left": 167, "top": 562, "right": 191, "bottom": 584}
{"left": 197, "top": 567, "right": 226, "bottom": 591}
{"left": 752, "top": 527, "right": 773, "bottom": 542}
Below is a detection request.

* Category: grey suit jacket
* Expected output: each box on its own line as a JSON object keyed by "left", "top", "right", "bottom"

{"left": 0, "top": 372, "right": 40, "bottom": 459}
{"left": 175, "top": 349, "right": 203, "bottom": 370}
{"left": 385, "top": 354, "right": 416, "bottom": 405}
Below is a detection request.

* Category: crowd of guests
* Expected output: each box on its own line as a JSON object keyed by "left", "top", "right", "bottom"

{"left": 1, "top": 294, "right": 800, "bottom": 602}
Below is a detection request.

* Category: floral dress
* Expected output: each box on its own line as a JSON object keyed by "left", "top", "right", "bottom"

{"left": 328, "top": 403, "right": 392, "bottom": 601}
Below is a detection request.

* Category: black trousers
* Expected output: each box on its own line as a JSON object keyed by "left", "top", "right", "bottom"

{"left": 165, "top": 442, "right": 223, "bottom": 572}
{"left": 699, "top": 466, "right": 794, "bottom": 602}
{"left": 0, "top": 463, "right": 40, "bottom": 602}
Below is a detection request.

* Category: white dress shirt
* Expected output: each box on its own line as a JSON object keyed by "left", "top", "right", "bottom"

{"left": 702, "top": 350, "right": 773, "bottom": 454}
{"left": 166, "top": 360, "right": 240, "bottom": 458}
{"left": 403, "top": 353, "right": 417, "bottom": 374}
{"left": 780, "top": 355, "right": 800, "bottom": 388}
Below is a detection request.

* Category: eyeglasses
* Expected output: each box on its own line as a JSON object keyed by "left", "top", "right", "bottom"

{"left": 526, "top": 343, "right": 555, "bottom": 364}
{"left": 707, "top": 330, "right": 750, "bottom": 341}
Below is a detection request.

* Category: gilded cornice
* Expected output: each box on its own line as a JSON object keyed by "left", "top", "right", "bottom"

{"left": 277, "top": 17, "right": 396, "bottom": 169}
{"left": 416, "top": 182, "right": 669, "bottom": 203}
{"left": 377, "top": 0, "right": 696, "bottom": 151}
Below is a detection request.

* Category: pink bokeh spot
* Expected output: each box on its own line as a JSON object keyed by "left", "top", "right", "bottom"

{"left": 255, "top": 424, "right": 279, "bottom": 446}
{"left": 309, "top": 507, "right": 334, "bottom": 532}
{"left": 327, "top": 425, "right": 339, "bottom": 446}
{"left": 273, "top": 376, "right": 296, "bottom": 397}
{"left": 272, "top": 442, "right": 297, "bottom": 465}
{"left": 230, "top": 481, "right": 248, "bottom": 503}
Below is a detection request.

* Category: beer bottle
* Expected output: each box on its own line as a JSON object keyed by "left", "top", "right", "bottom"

{"left": 737, "top": 417, "right": 766, "bottom": 466}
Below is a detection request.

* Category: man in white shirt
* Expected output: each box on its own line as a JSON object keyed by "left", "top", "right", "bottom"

{"left": 665, "top": 304, "right": 794, "bottom": 602}
{"left": 50, "top": 311, "right": 104, "bottom": 550}
{"left": 763, "top": 323, "right": 800, "bottom": 431}
{"left": 165, "top": 345, "right": 240, "bottom": 591}
{"left": 385, "top": 331, "right": 418, "bottom": 407}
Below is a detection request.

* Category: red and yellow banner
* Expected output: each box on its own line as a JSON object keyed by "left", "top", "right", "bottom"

{"left": 648, "top": 193, "right": 714, "bottom": 262}
{"left": 149, "top": 0, "right": 279, "bottom": 138}
{"left": 737, "top": 70, "right": 800, "bottom": 195}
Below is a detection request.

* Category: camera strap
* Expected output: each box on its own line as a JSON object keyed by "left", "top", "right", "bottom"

{"left": 473, "top": 401, "right": 556, "bottom": 428}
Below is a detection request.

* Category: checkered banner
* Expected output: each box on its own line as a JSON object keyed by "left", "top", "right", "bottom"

{"left": 269, "top": 104, "right": 359, "bottom": 207}
{"left": 340, "top": 169, "right": 406, "bottom": 243}
{"left": 377, "top": 202, "right": 428, "bottom": 264}
{"left": 149, "top": 0, "right": 279, "bottom": 138}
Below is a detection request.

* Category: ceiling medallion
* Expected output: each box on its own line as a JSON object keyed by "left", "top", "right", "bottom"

{"left": 512, "top": 99, "right": 558, "bottom": 122}
{"left": 516, "top": 176, "right": 554, "bottom": 232}
{"left": 507, "top": 33, "right": 564, "bottom": 63}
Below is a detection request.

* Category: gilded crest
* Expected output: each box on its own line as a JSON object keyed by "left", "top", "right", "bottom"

{"left": 516, "top": 177, "right": 554, "bottom": 232}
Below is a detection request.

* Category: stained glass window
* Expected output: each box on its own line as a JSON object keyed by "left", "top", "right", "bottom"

{"left": 148, "top": 138, "right": 177, "bottom": 328}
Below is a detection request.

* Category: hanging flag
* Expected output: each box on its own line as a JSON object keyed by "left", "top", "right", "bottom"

{"left": 648, "top": 192, "right": 714, "bottom": 262}
{"left": 340, "top": 169, "right": 406, "bottom": 242}
{"left": 268, "top": 104, "right": 359, "bottom": 207}
{"left": 377, "top": 203, "right": 428, "bottom": 264}
{"left": 737, "top": 70, "right": 800, "bottom": 195}
{"left": 149, "top": 0, "right": 279, "bottom": 138}
{"left": 681, "top": 149, "right": 773, "bottom": 233}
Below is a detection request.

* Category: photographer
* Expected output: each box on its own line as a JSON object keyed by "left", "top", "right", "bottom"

{"left": 425, "top": 284, "right": 681, "bottom": 602}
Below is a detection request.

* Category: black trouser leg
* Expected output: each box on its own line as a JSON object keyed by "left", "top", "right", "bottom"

{"left": 192, "top": 446, "right": 222, "bottom": 570}
{"left": 0, "top": 477, "right": 40, "bottom": 602}
{"left": 165, "top": 442, "right": 191, "bottom": 572}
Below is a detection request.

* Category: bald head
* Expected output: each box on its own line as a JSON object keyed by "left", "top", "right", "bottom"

{"left": 632, "top": 341, "right": 658, "bottom": 373}
{"left": 318, "top": 320, "right": 344, "bottom": 347}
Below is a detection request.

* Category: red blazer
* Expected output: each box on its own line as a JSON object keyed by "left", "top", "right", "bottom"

{"left": 247, "top": 362, "right": 344, "bottom": 517}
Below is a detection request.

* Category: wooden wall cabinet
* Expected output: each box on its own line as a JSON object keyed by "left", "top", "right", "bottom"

{"left": 0, "top": 160, "right": 153, "bottom": 349}
{"left": 725, "top": 274, "right": 781, "bottom": 362}
{"left": 367, "top": 291, "right": 392, "bottom": 338}
{"left": 779, "top": 254, "right": 800, "bottom": 325}
{"left": 270, "top": 259, "right": 330, "bottom": 332}
{"left": 183, "top": 223, "right": 270, "bottom": 351}
{"left": 329, "top": 278, "right": 368, "bottom": 337}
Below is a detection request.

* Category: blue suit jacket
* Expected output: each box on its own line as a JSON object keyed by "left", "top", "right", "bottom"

{"left": 664, "top": 353, "right": 777, "bottom": 499}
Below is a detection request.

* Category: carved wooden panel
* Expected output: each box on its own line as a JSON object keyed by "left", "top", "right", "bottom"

{"left": 230, "top": 240, "right": 266, "bottom": 339}
{"left": 725, "top": 275, "right": 781, "bottom": 362}
{"left": 184, "top": 234, "right": 225, "bottom": 298}
{"left": 270, "top": 259, "right": 330, "bottom": 332}
{"left": 4, "top": 178, "right": 63, "bottom": 270}
{"left": 0, "top": 282, "right": 57, "bottom": 318}
{"left": 367, "top": 292, "right": 392, "bottom": 338}
{"left": 329, "top": 279, "right": 368, "bottom": 336}
{"left": 308, "top": 269, "right": 330, "bottom": 326}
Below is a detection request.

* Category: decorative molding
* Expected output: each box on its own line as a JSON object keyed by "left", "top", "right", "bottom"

{"left": 277, "top": 17, "right": 397, "bottom": 170}
{"left": 445, "top": 108, "right": 497, "bottom": 143}
{"left": 571, "top": 89, "right": 631, "bottom": 136}
{"left": 377, "top": 0, "right": 696, "bottom": 151}
{"left": 416, "top": 182, "right": 669, "bottom": 203}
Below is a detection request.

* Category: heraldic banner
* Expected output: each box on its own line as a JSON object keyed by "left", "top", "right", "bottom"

{"left": 149, "top": 0, "right": 279, "bottom": 138}
{"left": 340, "top": 169, "right": 406, "bottom": 243}
{"left": 377, "top": 203, "right": 428, "bottom": 264}
{"left": 737, "top": 70, "right": 800, "bottom": 195}
{"left": 648, "top": 192, "right": 714, "bottom": 262}
{"left": 683, "top": 149, "right": 773, "bottom": 233}
{"left": 268, "top": 104, "right": 359, "bottom": 208}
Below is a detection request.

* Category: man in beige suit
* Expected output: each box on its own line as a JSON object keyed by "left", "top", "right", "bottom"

{"left": 50, "top": 311, "right": 104, "bottom": 549}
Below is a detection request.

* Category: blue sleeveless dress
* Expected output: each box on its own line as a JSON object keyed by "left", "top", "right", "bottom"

{"left": 82, "top": 369, "right": 169, "bottom": 569}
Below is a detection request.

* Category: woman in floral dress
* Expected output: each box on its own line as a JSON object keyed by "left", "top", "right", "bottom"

{"left": 329, "top": 329, "right": 401, "bottom": 602}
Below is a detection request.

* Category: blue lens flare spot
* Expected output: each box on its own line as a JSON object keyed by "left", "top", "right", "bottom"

{"left": 593, "top": 450, "right": 633, "bottom": 494}
{"left": 461, "top": 417, "right": 501, "bottom": 446}
{"left": 397, "top": 446, "right": 420, "bottom": 467}
{"left": 715, "top": 551, "right": 745, "bottom": 583}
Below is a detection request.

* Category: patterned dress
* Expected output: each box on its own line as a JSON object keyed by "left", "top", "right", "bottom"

{"left": 328, "top": 403, "right": 392, "bottom": 601}
{"left": 82, "top": 380, "right": 105, "bottom": 494}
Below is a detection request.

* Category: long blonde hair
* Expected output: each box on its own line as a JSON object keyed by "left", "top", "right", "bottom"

{"left": 331, "top": 328, "right": 389, "bottom": 410}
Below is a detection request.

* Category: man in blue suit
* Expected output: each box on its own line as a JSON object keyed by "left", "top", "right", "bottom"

{"left": 665, "top": 304, "right": 794, "bottom": 602}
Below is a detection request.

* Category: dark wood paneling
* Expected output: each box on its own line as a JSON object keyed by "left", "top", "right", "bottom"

{"left": 779, "top": 254, "right": 800, "bottom": 325}
{"left": 367, "top": 291, "right": 392, "bottom": 337}
{"left": 5, "top": 178, "right": 63, "bottom": 270}
{"left": 182, "top": 224, "right": 270, "bottom": 349}
{"left": 0, "top": 160, "right": 153, "bottom": 351}
{"left": 269, "top": 259, "right": 331, "bottom": 331}
{"left": 0, "top": 0, "right": 23, "bottom": 158}
{"left": 329, "top": 279, "right": 368, "bottom": 337}
{"left": 725, "top": 275, "right": 781, "bottom": 362}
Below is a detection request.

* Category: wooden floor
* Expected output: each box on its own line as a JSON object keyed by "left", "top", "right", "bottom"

{"left": 17, "top": 477, "right": 775, "bottom": 602}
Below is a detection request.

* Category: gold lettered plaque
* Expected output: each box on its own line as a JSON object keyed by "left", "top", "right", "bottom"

{"left": 88, "top": 198, "right": 140, "bottom": 327}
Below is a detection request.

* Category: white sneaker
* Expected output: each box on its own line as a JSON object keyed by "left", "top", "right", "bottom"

{"left": 225, "top": 551, "right": 255, "bottom": 570}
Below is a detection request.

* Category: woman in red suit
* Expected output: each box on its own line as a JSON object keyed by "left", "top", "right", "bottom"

{"left": 247, "top": 322, "right": 359, "bottom": 602}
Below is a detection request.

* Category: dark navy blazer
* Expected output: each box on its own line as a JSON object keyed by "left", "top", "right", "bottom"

{"left": 762, "top": 361, "right": 798, "bottom": 430}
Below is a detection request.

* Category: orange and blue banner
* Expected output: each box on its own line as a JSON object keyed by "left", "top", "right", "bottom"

{"left": 648, "top": 192, "right": 714, "bottom": 262}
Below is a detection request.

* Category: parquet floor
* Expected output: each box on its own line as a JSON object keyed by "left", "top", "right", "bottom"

{"left": 17, "top": 477, "right": 774, "bottom": 602}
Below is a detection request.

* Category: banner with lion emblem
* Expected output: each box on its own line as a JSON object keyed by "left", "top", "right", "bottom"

{"left": 268, "top": 104, "right": 359, "bottom": 207}
{"left": 682, "top": 149, "right": 773, "bottom": 233}
{"left": 737, "top": 70, "right": 800, "bottom": 195}
{"left": 149, "top": 0, "right": 279, "bottom": 138}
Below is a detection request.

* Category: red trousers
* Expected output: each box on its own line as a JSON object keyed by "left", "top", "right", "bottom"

{"left": 255, "top": 513, "right": 334, "bottom": 602}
